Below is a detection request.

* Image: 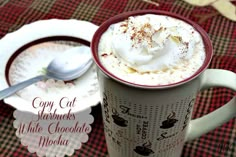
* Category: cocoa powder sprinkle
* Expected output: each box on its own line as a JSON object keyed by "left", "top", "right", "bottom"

{"left": 101, "top": 53, "right": 108, "bottom": 57}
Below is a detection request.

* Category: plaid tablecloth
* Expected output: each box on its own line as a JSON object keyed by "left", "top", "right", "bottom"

{"left": 0, "top": 0, "right": 235, "bottom": 157}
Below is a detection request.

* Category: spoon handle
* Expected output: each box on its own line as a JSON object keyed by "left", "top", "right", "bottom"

{"left": 0, "top": 75, "right": 46, "bottom": 100}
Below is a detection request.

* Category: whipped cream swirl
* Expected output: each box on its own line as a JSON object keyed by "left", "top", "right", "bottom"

{"left": 98, "top": 14, "right": 205, "bottom": 85}
{"left": 110, "top": 15, "right": 201, "bottom": 73}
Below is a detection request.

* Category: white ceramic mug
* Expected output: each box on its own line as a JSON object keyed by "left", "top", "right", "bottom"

{"left": 91, "top": 10, "right": 236, "bottom": 157}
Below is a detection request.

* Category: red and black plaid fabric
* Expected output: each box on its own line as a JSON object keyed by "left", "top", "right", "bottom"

{"left": 0, "top": 0, "right": 235, "bottom": 157}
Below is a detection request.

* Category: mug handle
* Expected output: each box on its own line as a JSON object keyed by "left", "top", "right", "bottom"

{"left": 185, "top": 69, "right": 236, "bottom": 141}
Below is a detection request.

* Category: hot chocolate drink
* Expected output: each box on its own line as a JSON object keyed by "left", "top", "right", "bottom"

{"left": 91, "top": 10, "right": 235, "bottom": 157}
{"left": 98, "top": 14, "right": 205, "bottom": 85}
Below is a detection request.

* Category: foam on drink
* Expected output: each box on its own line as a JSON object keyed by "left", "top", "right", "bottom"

{"left": 98, "top": 14, "right": 205, "bottom": 85}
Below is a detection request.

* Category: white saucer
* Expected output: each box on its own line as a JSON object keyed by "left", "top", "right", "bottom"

{"left": 0, "top": 19, "right": 100, "bottom": 114}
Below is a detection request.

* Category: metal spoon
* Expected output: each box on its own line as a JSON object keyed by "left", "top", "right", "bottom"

{"left": 0, "top": 46, "right": 93, "bottom": 100}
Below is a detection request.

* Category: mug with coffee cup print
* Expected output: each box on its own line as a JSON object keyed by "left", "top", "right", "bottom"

{"left": 91, "top": 10, "right": 236, "bottom": 157}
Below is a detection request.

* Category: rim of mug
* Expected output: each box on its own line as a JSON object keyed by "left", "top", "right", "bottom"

{"left": 91, "top": 10, "right": 213, "bottom": 89}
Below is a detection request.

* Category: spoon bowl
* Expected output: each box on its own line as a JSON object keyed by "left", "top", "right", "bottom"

{"left": 0, "top": 45, "right": 93, "bottom": 100}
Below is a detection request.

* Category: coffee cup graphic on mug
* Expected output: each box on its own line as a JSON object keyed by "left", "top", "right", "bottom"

{"left": 160, "top": 111, "right": 178, "bottom": 129}
{"left": 91, "top": 10, "right": 236, "bottom": 157}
